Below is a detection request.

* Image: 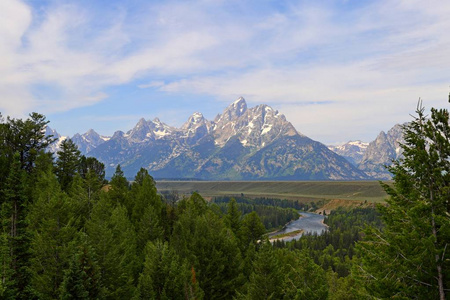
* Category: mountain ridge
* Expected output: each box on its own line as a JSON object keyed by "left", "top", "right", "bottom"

{"left": 47, "top": 97, "right": 408, "bottom": 180}
{"left": 81, "top": 98, "right": 369, "bottom": 180}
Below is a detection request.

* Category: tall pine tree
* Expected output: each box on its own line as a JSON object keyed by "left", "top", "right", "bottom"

{"left": 0, "top": 153, "right": 33, "bottom": 299}
{"left": 55, "top": 139, "right": 81, "bottom": 192}
{"left": 357, "top": 101, "right": 450, "bottom": 299}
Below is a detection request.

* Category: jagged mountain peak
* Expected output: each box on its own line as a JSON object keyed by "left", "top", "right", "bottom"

{"left": 358, "top": 123, "right": 405, "bottom": 179}
{"left": 75, "top": 96, "right": 370, "bottom": 180}
{"left": 45, "top": 125, "right": 61, "bottom": 138}
{"left": 45, "top": 126, "right": 67, "bottom": 153}
{"left": 216, "top": 97, "right": 248, "bottom": 124}
{"left": 181, "top": 112, "right": 213, "bottom": 143}
{"left": 182, "top": 112, "right": 205, "bottom": 127}
{"left": 85, "top": 128, "right": 97, "bottom": 135}
{"left": 82, "top": 129, "right": 102, "bottom": 142}
{"left": 328, "top": 140, "right": 369, "bottom": 166}
{"left": 136, "top": 118, "right": 147, "bottom": 126}
{"left": 127, "top": 118, "right": 152, "bottom": 142}
{"left": 112, "top": 130, "right": 125, "bottom": 139}
{"left": 213, "top": 101, "right": 298, "bottom": 148}
{"left": 70, "top": 128, "right": 110, "bottom": 154}
{"left": 233, "top": 96, "right": 246, "bottom": 105}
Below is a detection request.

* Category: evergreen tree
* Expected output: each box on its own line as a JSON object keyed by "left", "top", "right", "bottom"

{"left": 225, "top": 198, "right": 241, "bottom": 235}
{"left": 135, "top": 240, "right": 203, "bottom": 299}
{"left": 239, "top": 211, "right": 266, "bottom": 250}
{"left": 130, "top": 168, "right": 162, "bottom": 223}
{"left": 172, "top": 193, "right": 243, "bottom": 299}
{"left": 2, "top": 113, "right": 54, "bottom": 173}
{"left": 0, "top": 113, "right": 9, "bottom": 184}
{"left": 28, "top": 167, "right": 79, "bottom": 299}
{"left": 86, "top": 195, "right": 138, "bottom": 299}
{"left": 77, "top": 156, "right": 105, "bottom": 205}
{"left": 357, "top": 102, "right": 450, "bottom": 299}
{"left": 0, "top": 153, "right": 33, "bottom": 299}
{"left": 278, "top": 249, "right": 328, "bottom": 299}
{"left": 55, "top": 139, "right": 81, "bottom": 191}
{"left": 67, "top": 174, "right": 92, "bottom": 226}
{"left": 108, "top": 165, "right": 129, "bottom": 206}
{"left": 60, "top": 235, "right": 102, "bottom": 300}
{"left": 242, "top": 240, "right": 283, "bottom": 299}
{"left": 78, "top": 156, "right": 105, "bottom": 183}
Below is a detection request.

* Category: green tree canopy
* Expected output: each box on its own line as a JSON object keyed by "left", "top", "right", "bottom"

{"left": 55, "top": 139, "right": 81, "bottom": 191}
{"left": 357, "top": 102, "right": 450, "bottom": 299}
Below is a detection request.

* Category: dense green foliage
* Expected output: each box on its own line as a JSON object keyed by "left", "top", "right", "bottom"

{"left": 213, "top": 197, "right": 301, "bottom": 231}
{"left": 275, "top": 208, "right": 382, "bottom": 278}
{"left": 1, "top": 104, "right": 448, "bottom": 299}
{"left": 213, "top": 196, "right": 323, "bottom": 211}
{"left": 357, "top": 103, "right": 450, "bottom": 299}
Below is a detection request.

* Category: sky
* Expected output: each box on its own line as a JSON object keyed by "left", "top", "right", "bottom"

{"left": 0, "top": 0, "right": 449, "bottom": 145}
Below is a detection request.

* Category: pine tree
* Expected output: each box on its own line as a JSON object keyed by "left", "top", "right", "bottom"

{"left": 239, "top": 211, "right": 266, "bottom": 250}
{"left": 86, "top": 196, "right": 138, "bottom": 299}
{"left": 135, "top": 240, "right": 203, "bottom": 299}
{"left": 225, "top": 198, "right": 241, "bottom": 235}
{"left": 78, "top": 156, "right": 105, "bottom": 183}
{"left": 55, "top": 139, "right": 81, "bottom": 192}
{"left": 60, "top": 235, "right": 102, "bottom": 300}
{"left": 243, "top": 240, "right": 283, "bottom": 299}
{"left": 172, "top": 194, "right": 243, "bottom": 299}
{"left": 78, "top": 156, "right": 105, "bottom": 204}
{"left": 108, "top": 165, "right": 129, "bottom": 206}
{"left": 0, "top": 153, "right": 33, "bottom": 299}
{"left": 129, "top": 169, "right": 164, "bottom": 253}
{"left": 3, "top": 113, "right": 54, "bottom": 173}
{"left": 278, "top": 249, "right": 328, "bottom": 299}
{"left": 357, "top": 101, "right": 450, "bottom": 299}
{"left": 28, "top": 167, "right": 79, "bottom": 299}
{"left": 67, "top": 174, "right": 92, "bottom": 226}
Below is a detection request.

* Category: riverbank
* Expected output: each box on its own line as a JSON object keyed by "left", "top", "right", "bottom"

{"left": 269, "top": 229, "right": 304, "bottom": 241}
{"left": 267, "top": 211, "right": 328, "bottom": 242}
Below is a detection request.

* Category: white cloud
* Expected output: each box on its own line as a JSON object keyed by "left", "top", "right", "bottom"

{"left": 138, "top": 81, "right": 165, "bottom": 89}
{"left": 0, "top": 0, "right": 449, "bottom": 143}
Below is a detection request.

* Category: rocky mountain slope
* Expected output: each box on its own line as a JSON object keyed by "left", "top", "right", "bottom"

{"left": 45, "top": 126, "right": 110, "bottom": 155}
{"left": 86, "top": 97, "right": 369, "bottom": 180}
{"left": 45, "top": 126, "right": 67, "bottom": 153}
{"left": 71, "top": 129, "right": 110, "bottom": 154}
{"left": 358, "top": 124, "right": 404, "bottom": 179}
{"left": 328, "top": 141, "right": 368, "bottom": 166}
{"left": 46, "top": 100, "right": 406, "bottom": 181}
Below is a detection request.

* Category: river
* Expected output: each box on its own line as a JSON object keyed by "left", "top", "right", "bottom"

{"left": 269, "top": 211, "right": 328, "bottom": 242}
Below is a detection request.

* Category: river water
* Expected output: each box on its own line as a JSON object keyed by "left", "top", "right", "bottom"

{"left": 269, "top": 211, "right": 328, "bottom": 242}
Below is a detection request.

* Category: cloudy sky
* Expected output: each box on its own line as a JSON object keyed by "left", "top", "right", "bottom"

{"left": 1, "top": 0, "right": 449, "bottom": 144}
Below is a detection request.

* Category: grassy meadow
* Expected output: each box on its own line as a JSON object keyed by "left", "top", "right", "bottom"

{"left": 156, "top": 180, "right": 389, "bottom": 204}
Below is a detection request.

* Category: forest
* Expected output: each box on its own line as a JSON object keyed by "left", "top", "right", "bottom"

{"left": 0, "top": 103, "right": 449, "bottom": 299}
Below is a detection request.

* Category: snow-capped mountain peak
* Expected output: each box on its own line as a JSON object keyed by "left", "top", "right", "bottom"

{"left": 328, "top": 140, "right": 369, "bottom": 166}
{"left": 45, "top": 126, "right": 67, "bottom": 153}
{"left": 213, "top": 101, "right": 298, "bottom": 148}
{"left": 181, "top": 112, "right": 213, "bottom": 143}
{"left": 60, "top": 97, "right": 369, "bottom": 180}
{"left": 216, "top": 97, "right": 248, "bottom": 125}
{"left": 182, "top": 112, "right": 205, "bottom": 128}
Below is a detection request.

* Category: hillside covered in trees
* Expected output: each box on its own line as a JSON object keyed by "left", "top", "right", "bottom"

{"left": 0, "top": 103, "right": 449, "bottom": 299}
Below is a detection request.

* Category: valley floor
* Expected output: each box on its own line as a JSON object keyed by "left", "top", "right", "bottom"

{"left": 156, "top": 180, "right": 389, "bottom": 204}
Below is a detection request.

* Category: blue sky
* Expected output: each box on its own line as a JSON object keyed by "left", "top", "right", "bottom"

{"left": 1, "top": 0, "right": 449, "bottom": 144}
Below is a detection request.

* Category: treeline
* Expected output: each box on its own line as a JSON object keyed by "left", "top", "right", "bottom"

{"left": 0, "top": 112, "right": 331, "bottom": 299}
{"left": 213, "top": 196, "right": 325, "bottom": 211}
{"left": 2, "top": 106, "right": 449, "bottom": 299}
{"left": 274, "top": 208, "right": 383, "bottom": 278}
{"left": 212, "top": 197, "right": 300, "bottom": 231}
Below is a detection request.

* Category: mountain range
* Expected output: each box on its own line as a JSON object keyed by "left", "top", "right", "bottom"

{"left": 47, "top": 97, "right": 403, "bottom": 180}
